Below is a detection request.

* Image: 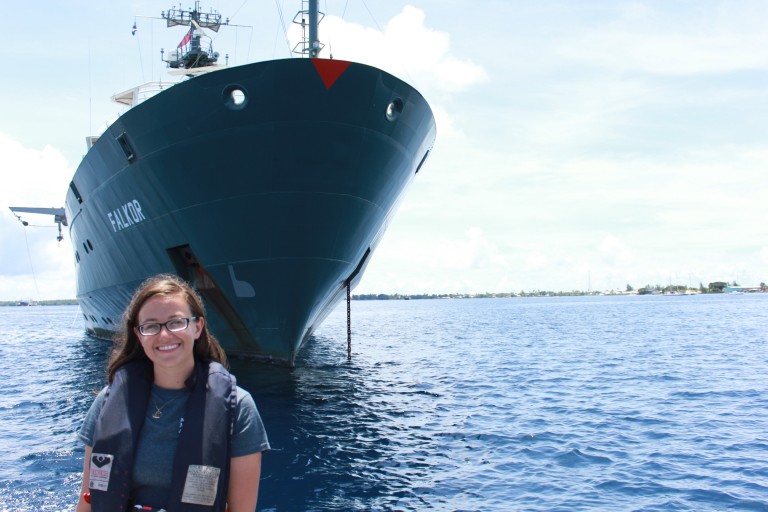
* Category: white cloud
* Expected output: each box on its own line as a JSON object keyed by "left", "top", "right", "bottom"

{"left": 564, "top": 33, "right": 768, "bottom": 76}
{"left": 294, "top": 5, "right": 488, "bottom": 94}
{"left": 558, "top": 3, "right": 768, "bottom": 76}
{"left": 598, "top": 235, "right": 634, "bottom": 266}
{"left": 447, "top": 226, "right": 507, "bottom": 270}
{"left": 525, "top": 251, "right": 551, "bottom": 271}
{"left": 521, "top": 77, "right": 661, "bottom": 150}
{"left": 0, "top": 134, "right": 71, "bottom": 206}
{"left": 0, "top": 133, "right": 76, "bottom": 300}
{"left": 357, "top": 225, "right": 515, "bottom": 294}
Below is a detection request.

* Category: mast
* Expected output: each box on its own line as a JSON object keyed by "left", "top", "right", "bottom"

{"left": 308, "top": 0, "right": 320, "bottom": 58}
{"left": 293, "top": 0, "right": 325, "bottom": 57}
{"left": 161, "top": 1, "right": 226, "bottom": 70}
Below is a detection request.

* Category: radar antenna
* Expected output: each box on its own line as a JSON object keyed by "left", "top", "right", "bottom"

{"left": 161, "top": 1, "right": 227, "bottom": 70}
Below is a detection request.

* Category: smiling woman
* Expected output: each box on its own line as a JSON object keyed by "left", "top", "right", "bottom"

{"left": 74, "top": 274, "right": 270, "bottom": 512}
{"left": 133, "top": 296, "right": 203, "bottom": 389}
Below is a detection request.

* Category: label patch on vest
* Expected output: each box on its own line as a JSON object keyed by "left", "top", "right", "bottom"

{"left": 181, "top": 465, "right": 220, "bottom": 506}
{"left": 89, "top": 453, "right": 114, "bottom": 491}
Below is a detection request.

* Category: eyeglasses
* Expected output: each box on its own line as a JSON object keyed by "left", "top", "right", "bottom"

{"left": 137, "top": 317, "right": 198, "bottom": 336}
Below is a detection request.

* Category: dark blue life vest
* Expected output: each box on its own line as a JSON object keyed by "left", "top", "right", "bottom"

{"left": 89, "top": 359, "right": 236, "bottom": 512}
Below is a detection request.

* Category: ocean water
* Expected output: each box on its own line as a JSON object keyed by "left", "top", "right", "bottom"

{"left": 0, "top": 294, "right": 766, "bottom": 511}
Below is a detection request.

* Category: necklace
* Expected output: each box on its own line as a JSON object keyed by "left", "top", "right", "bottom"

{"left": 151, "top": 395, "right": 181, "bottom": 419}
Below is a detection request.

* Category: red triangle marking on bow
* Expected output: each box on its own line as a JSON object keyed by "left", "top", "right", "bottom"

{"left": 312, "top": 59, "right": 352, "bottom": 89}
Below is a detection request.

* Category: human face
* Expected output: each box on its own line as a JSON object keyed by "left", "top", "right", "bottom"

{"left": 134, "top": 294, "right": 203, "bottom": 379}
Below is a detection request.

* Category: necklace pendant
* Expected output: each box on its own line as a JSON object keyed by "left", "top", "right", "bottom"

{"left": 151, "top": 394, "right": 181, "bottom": 420}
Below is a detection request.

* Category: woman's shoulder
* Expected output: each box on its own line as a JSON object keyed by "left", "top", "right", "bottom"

{"left": 233, "top": 386, "right": 263, "bottom": 426}
{"left": 89, "top": 385, "right": 111, "bottom": 413}
{"left": 235, "top": 385, "right": 255, "bottom": 406}
{"left": 94, "top": 384, "right": 110, "bottom": 400}
{"left": 231, "top": 385, "right": 270, "bottom": 454}
{"left": 78, "top": 385, "right": 110, "bottom": 445}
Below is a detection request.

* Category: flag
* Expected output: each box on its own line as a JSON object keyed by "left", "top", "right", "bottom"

{"left": 178, "top": 27, "right": 192, "bottom": 48}
{"left": 131, "top": 21, "right": 137, "bottom": 36}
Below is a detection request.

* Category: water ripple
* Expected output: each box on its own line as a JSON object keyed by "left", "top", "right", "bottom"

{"left": 1, "top": 296, "right": 768, "bottom": 510}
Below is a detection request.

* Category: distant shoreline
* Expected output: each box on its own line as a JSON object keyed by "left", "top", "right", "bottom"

{"left": 3, "top": 287, "right": 765, "bottom": 306}
{"left": 0, "top": 299, "right": 78, "bottom": 307}
{"left": 352, "top": 290, "right": 766, "bottom": 300}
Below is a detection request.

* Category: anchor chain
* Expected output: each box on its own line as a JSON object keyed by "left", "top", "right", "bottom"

{"left": 346, "top": 281, "right": 352, "bottom": 360}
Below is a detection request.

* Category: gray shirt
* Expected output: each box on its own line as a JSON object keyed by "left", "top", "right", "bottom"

{"left": 79, "top": 383, "right": 269, "bottom": 507}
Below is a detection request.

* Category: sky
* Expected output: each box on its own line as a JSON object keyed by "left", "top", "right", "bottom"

{"left": 1, "top": 0, "right": 766, "bottom": 300}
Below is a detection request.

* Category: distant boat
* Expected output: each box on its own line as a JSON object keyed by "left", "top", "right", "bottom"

{"left": 10, "top": 1, "right": 436, "bottom": 365}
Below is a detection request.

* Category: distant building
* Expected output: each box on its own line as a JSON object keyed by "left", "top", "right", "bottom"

{"left": 724, "top": 285, "right": 761, "bottom": 293}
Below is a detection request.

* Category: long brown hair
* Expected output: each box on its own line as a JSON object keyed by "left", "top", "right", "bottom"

{"left": 107, "top": 273, "right": 228, "bottom": 383}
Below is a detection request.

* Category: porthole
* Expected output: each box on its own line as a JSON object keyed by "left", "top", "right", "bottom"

{"left": 223, "top": 84, "right": 248, "bottom": 110}
{"left": 386, "top": 98, "right": 404, "bottom": 122}
{"left": 87, "top": 239, "right": 94, "bottom": 251}
{"left": 83, "top": 242, "right": 89, "bottom": 254}
{"left": 231, "top": 89, "right": 245, "bottom": 105}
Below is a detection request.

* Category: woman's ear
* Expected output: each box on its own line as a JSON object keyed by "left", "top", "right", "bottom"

{"left": 195, "top": 316, "right": 205, "bottom": 339}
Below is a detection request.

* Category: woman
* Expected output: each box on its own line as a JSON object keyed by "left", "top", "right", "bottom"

{"left": 76, "top": 274, "right": 269, "bottom": 511}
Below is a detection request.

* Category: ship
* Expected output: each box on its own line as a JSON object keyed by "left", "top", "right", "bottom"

{"left": 10, "top": 1, "right": 436, "bottom": 365}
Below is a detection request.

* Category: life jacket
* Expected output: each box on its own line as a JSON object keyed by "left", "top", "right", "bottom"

{"left": 89, "top": 359, "right": 236, "bottom": 512}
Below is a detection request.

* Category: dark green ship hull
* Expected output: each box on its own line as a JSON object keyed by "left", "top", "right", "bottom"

{"left": 65, "top": 58, "right": 435, "bottom": 364}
